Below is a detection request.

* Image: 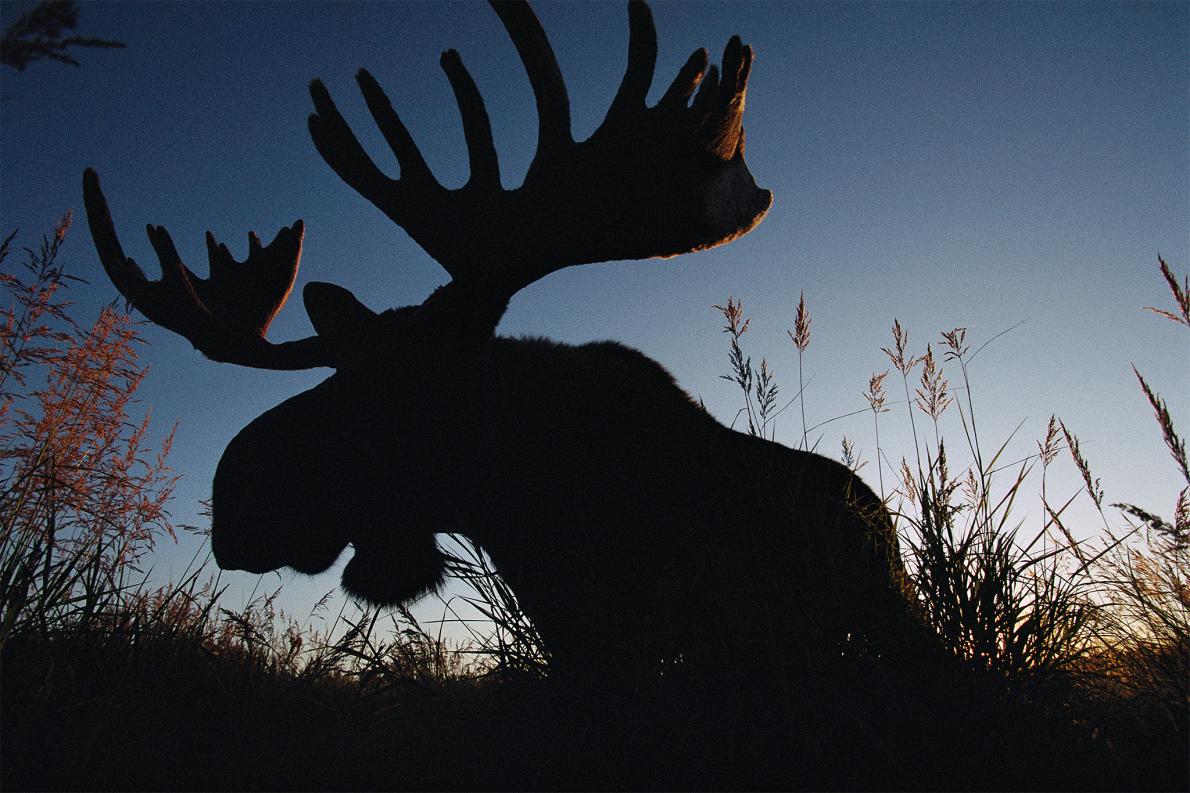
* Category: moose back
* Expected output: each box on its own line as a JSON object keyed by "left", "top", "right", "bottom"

{"left": 83, "top": 0, "right": 917, "bottom": 679}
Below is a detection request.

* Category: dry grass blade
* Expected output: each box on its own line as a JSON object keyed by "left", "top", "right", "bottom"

{"left": 1131, "top": 365, "right": 1189, "bottom": 486}
{"left": 1059, "top": 420, "right": 1103, "bottom": 511}
{"left": 1144, "top": 255, "right": 1189, "bottom": 327}
{"left": 439, "top": 534, "right": 549, "bottom": 679}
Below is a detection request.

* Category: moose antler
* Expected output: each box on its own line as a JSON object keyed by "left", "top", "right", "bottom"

{"left": 84, "top": 1, "right": 769, "bottom": 369}
{"left": 308, "top": 0, "right": 771, "bottom": 297}
{"left": 82, "top": 169, "right": 331, "bottom": 370}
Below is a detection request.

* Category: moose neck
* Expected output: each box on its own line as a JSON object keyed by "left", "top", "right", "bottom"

{"left": 414, "top": 278, "right": 511, "bottom": 354}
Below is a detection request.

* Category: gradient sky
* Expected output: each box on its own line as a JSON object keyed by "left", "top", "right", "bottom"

{"left": 2, "top": 1, "right": 1187, "bottom": 636}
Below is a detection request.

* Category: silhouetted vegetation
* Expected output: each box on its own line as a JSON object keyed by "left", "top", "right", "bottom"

{"left": 1, "top": 0, "right": 1184, "bottom": 784}
{"left": 0, "top": 213, "right": 177, "bottom": 649}
{"left": 1, "top": 0, "right": 123, "bottom": 73}
{"left": 2, "top": 219, "right": 1184, "bottom": 789}
{"left": 710, "top": 261, "right": 1187, "bottom": 790}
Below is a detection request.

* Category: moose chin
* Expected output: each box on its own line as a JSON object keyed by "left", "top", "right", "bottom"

{"left": 83, "top": 0, "right": 934, "bottom": 682}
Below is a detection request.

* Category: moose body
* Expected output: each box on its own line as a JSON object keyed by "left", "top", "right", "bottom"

{"left": 84, "top": 0, "right": 924, "bottom": 681}
{"left": 474, "top": 338, "right": 910, "bottom": 675}
{"left": 212, "top": 328, "right": 910, "bottom": 677}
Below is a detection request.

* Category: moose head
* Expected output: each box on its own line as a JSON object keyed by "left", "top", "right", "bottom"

{"left": 85, "top": 1, "right": 917, "bottom": 678}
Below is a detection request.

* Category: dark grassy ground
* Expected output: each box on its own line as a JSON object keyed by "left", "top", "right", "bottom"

{"left": 4, "top": 632, "right": 1184, "bottom": 791}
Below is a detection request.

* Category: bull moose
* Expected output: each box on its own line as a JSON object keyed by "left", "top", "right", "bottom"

{"left": 83, "top": 0, "right": 921, "bottom": 681}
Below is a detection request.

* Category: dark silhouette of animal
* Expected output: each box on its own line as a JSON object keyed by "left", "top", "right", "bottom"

{"left": 83, "top": 0, "right": 920, "bottom": 680}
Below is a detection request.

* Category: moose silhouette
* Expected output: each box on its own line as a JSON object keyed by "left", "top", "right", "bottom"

{"left": 83, "top": 1, "right": 923, "bottom": 680}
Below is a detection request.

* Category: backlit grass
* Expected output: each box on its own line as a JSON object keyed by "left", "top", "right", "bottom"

{"left": 1, "top": 219, "right": 1185, "bottom": 790}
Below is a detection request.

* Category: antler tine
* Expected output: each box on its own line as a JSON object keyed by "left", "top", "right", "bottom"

{"left": 354, "top": 69, "right": 438, "bottom": 188}
{"left": 440, "top": 49, "right": 500, "bottom": 190}
{"left": 657, "top": 48, "right": 709, "bottom": 112}
{"left": 83, "top": 169, "right": 332, "bottom": 371}
{"left": 490, "top": 0, "right": 572, "bottom": 169}
{"left": 308, "top": 79, "right": 411, "bottom": 218}
{"left": 690, "top": 64, "right": 720, "bottom": 117}
{"left": 604, "top": 0, "right": 658, "bottom": 123}
{"left": 710, "top": 36, "right": 752, "bottom": 159}
{"left": 83, "top": 170, "right": 155, "bottom": 306}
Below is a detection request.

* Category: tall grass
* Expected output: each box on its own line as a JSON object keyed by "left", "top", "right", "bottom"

{"left": 1088, "top": 256, "right": 1188, "bottom": 740}
{"left": 2, "top": 214, "right": 1184, "bottom": 788}
{"left": 440, "top": 534, "right": 551, "bottom": 680}
{"left": 0, "top": 213, "right": 178, "bottom": 648}
{"left": 714, "top": 257, "right": 1187, "bottom": 763}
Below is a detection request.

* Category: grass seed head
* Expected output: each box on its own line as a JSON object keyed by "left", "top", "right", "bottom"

{"left": 882, "top": 318, "right": 920, "bottom": 375}
{"left": 713, "top": 296, "right": 750, "bottom": 339}
{"left": 1144, "top": 255, "right": 1189, "bottom": 327}
{"left": 1059, "top": 419, "right": 1103, "bottom": 510}
{"left": 914, "top": 344, "right": 952, "bottom": 421}
{"left": 941, "top": 327, "right": 968, "bottom": 360}
{"left": 1132, "top": 365, "right": 1189, "bottom": 486}
{"left": 900, "top": 457, "right": 918, "bottom": 503}
{"left": 1038, "top": 415, "right": 1061, "bottom": 467}
{"left": 788, "top": 290, "right": 811, "bottom": 352}
{"left": 864, "top": 370, "right": 889, "bottom": 413}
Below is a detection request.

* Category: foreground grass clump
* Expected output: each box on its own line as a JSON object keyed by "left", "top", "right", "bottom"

{"left": 1, "top": 219, "right": 1186, "bottom": 791}
{"left": 713, "top": 257, "right": 1186, "bottom": 789}
{"left": 1, "top": 214, "right": 178, "bottom": 652}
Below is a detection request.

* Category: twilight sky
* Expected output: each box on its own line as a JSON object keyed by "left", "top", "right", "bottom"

{"left": 2, "top": 1, "right": 1186, "bottom": 631}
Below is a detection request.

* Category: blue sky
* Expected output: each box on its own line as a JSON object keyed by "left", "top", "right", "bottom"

{"left": 2, "top": 1, "right": 1187, "bottom": 633}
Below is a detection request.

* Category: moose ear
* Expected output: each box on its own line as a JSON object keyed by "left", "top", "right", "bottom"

{"left": 303, "top": 282, "right": 378, "bottom": 340}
